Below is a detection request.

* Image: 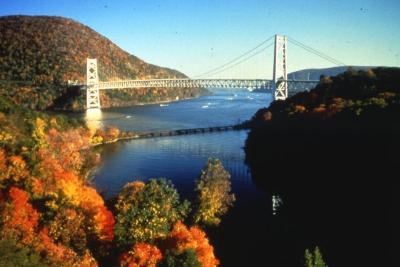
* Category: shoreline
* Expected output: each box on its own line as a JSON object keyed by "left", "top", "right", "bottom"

{"left": 57, "top": 91, "right": 211, "bottom": 113}
{"left": 100, "top": 95, "right": 199, "bottom": 109}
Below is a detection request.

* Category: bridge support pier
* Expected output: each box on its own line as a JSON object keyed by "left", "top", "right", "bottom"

{"left": 86, "top": 58, "right": 101, "bottom": 109}
{"left": 273, "top": 35, "right": 288, "bottom": 100}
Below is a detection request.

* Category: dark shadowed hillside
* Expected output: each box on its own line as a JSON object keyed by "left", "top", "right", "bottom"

{"left": 244, "top": 67, "right": 398, "bottom": 267}
{"left": 0, "top": 15, "right": 207, "bottom": 110}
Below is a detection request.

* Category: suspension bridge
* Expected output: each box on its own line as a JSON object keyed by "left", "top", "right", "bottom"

{"left": 85, "top": 34, "right": 346, "bottom": 109}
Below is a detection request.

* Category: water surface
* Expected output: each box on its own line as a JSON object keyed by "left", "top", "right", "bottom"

{"left": 90, "top": 89, "right": 274, "bottom": 266}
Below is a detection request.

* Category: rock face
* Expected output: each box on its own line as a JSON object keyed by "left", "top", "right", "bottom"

{"left": 0, "top": 15, "right": 207, "bottom": 110}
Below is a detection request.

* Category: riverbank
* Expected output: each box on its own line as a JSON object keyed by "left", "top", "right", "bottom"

{"left": 98, "top": 87, "right": 210, "bottom": 110}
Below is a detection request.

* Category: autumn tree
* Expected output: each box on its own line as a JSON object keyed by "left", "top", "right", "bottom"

{"left": 0, "top": 151, "right": 30, "bottom": 188}
{"left": 163, "top": 221, "right": 218, "bottom": 267}
{"left": 0, "top": 187, "right": 39, "bottom": 245}
{"left": 114, "top": 179, "right": 190, "bottom": 249}
{"left": 193, "top": 159, "right": 235, "bottom": 226}
{"left": 0, "top": 187, "right": 97, "bottom": 266}
{"left": 119, "top": 242, "right": 162, "bottom": 267}
{"left": 48, "top": 208, "right": 88, "bottom": 254}
{"left": 0, "top": 98, "right": 114, "bottom": 265}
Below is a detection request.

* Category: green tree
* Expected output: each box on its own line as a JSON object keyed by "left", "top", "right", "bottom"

{"left": 161, "top": 249, "right": 201, "bottom": 267}
{"left": 0, "top": 239, "right": 50, "bottom": 267}
{"left": 193, "top": 158, "right": 235, "bottom": 226}
{"left": 114, "top": 178, "right": 190, "bottom": 249}
{"left": 305, "top": 246, "right": 328, "bottom": 267}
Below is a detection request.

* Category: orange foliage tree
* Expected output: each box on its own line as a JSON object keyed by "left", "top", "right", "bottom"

{"left": 119, "top": 242, "right": 162, "bottom": 267}
{"left": 0, "top": 187, "right": 97, "bottom": 266}
{"left": 0, "top": 150, "right": 30, "bottom": 188}
{"left": 33, "top": 122, "right": 115, "bottom": 243}
{"left": 164, "top": 221, "right": 219, "bottom": 267}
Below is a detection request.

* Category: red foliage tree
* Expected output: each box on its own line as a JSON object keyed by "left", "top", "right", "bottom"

{"left": 1, "top": 187, "right": 39, "bottom": 244}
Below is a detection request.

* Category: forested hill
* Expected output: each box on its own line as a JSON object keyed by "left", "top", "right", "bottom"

{"left": 0, "top": 15, "right": 207, "bottom": 110}
{"left": 0, "top": 15, "right": 185, "bottom": 83}
{"left": 244, "top": 67, "right": 398, "bottom": 266}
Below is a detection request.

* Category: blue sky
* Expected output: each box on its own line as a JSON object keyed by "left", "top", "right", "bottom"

{"left": 1, "top": 0, "right": 399, "bottom": 78}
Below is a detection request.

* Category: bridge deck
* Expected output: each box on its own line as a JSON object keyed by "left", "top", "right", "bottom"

{"left": 98, "top": 78, "right": 274, "bottom": 90}
{"left": 92, "top": 78, "right": 319, "bottom": 90}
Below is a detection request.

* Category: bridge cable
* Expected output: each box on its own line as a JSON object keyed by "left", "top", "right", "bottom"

{"left": 193, "top": 35, "right": 275, "bottom": 78}
{"left": 289, "top": 40, "right": 344, "bottom": 66}
{"left": 288, "top": 37, "right": 345, "bottom": 66}
{"left": 203, "top": 42, "right": 274, "bottom": 78}
{"left": 288, "top": 37, "right": 346, "bottom": 66}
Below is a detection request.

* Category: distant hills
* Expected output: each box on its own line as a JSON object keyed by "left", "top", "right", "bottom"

{"left": 251, "top": 66, "right": 378, "bottom": 94}
{"left": 288, "top": 66, "right": 376, "bottom": 80}
{"left": 0, "top": 15, "right": 207, "bottom": 109}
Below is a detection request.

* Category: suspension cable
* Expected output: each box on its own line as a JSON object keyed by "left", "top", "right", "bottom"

{"left": 205, "top": 42, "right": 274, "bottom": 78}
{"left": 288, "top": 37, "right": 346, "bottom": 66}
{"left": 193, "top": 35, "right": 275, "bottom": 78}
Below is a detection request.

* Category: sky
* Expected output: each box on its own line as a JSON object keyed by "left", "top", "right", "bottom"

{"left": 1, "top": 0, "right": 400, "bottom": 78}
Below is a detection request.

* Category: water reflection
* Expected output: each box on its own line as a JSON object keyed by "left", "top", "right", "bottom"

{"left": 85, "top": 108, "right": 103, "bottom": 130}
{"left": 93, "top": 131, "right": 254, "bottom": 198}
{"left": 90, "top": 90, "right": 274, "bottom": 266}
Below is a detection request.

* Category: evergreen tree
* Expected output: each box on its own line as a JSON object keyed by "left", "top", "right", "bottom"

{"left": 305, "top": 246, "right": 328, "bottom": 267}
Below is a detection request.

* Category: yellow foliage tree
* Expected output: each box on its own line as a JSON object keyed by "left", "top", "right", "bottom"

{"left": 193, "top": 159, "right": 235, "bottom": 226}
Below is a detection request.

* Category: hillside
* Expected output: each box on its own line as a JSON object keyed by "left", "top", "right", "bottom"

{"left": 244, "top": 67, "right": 398, "bottom": 266}
{"left": 0, "top": 15, "right": 207, "bottom": 110}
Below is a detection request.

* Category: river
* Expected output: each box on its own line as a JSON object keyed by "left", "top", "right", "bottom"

{"left": 87, "top": 89, "right": 277, "bottom": 266}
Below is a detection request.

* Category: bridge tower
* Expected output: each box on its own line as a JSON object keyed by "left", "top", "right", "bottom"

{"left": 273, "top": 35, "right": 288, "bottom": 100}
{"left": 86, "top": 58, "right": 101, "bottom": 109}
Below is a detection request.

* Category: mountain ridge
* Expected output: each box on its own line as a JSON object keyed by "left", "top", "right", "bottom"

{"left": 0, "top": 15, "right": 207, "bottom": 109}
